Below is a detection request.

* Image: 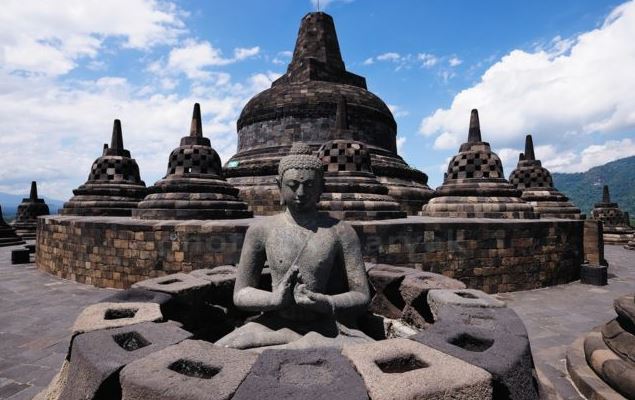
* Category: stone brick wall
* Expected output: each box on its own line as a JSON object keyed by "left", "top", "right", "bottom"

{"left": 37, "top": 215, "right": 584, "bottom": 293}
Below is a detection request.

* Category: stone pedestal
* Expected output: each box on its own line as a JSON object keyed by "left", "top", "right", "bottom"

{"left": 421, "top": 110, "right": 536, "bottom": 219}
{"left": 224, "top": 12, "right": 432, "bottom": 215}
{"left": 133, "top": 104, "right": 252, "bottom": 220}
{"left": 11, "top": 181, "right": 49, "bottom": 240}
{"left": 591, "top": 185, "right": 633, "bottom": 245}
{"left": 61, "top": 120, "right": 147, "bottom": 216}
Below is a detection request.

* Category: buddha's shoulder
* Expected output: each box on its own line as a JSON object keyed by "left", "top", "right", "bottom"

{"left": 247, "top": 214, "right": 287, "bottom": 232}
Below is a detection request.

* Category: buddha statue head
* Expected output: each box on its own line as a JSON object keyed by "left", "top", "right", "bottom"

{"left": 277, "top": 143, "right": 324, "bottom": 213}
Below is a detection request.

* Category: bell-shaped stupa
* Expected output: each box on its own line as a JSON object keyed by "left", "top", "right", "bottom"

{"left": 11, "top": 181, "right": 50, "bottom": 240}
{"left": 224, "top": 11, "right": 433, "bottom": 215}
{"left": 508, "top": 135, "right": 583, "bottom": 219}
{"left": 591, "top": 185, "right": 633, "bottom": 244}
{"left": 421, "top": 109, "right": 537, "bottom": 219}
{"left": 316, "top": 97, "right": 406, "bottom": 220}
{"left": 0, "top": 205, "right": 25, "bottom": 247}
{"left": 61, "top": 120, "right": 147, "bottom": 216}
{"left": 133, "top": 104, "right": 252, "bottom": 220}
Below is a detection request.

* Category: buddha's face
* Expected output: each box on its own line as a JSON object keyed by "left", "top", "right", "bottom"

{"left": 279, "top": 168, "right": 323, "bottom": 213}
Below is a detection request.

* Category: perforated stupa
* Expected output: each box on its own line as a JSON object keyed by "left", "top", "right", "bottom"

{"left": 11, "top": 181, "right": 50, "bottom": 240}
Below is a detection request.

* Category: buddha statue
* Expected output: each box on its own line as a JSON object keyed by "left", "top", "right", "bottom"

{"left": 216, "top": 143, "right": 373, "bottom": 350}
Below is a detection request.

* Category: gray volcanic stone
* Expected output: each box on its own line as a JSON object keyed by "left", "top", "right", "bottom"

{"left": 11, "top": 248, "right": 30, "bottom": 264}
{"left": 72, "top": 302, "right": 163, "bottom": 335}
{"left": 189, "top": 266, "right": 236, "bottom": 306}
{"left": 367, "top": 264, "right": 414, "bottom": 318}
{"left": 427, "top": 288, "right": 506, "bottom": 321}
{"left": 614, "top": 294, "right": 635, "bottom": 333}
{"left": 580, "top": 263, "right": 608, "bottom": 286}
{"left": 433, "top": 304, "right": 529, "bottom": 338}
{"left": 101, "top": 288, "right": 173, "bottom": 306}
{"left": 132, "top": 273, "right": 209, "bottom": 300}
{"left": 584, "top": 330, "right": 635, "bottom": 399}
{"left": 602, "top": 319, "right": 635, "bottom": 364}
{"left": 120, "top": 339, "right": 257, "bottom": 400}
{"left": 399, "top": 271, "right": 466, "bottom": 329}
{"left": 410, "top": 307, "right": 538, "bottom": 400}
{"left": 61, "top": 322, "right": 191, "bottom": 400}
{"left": 232, "top": 348, "right": 368, "bottom": 400}
{"left": 342, "top": 338, "right": 492, "bottom": 400}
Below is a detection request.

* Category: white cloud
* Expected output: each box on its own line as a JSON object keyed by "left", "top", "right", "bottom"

{"left": 362, "top": 57, "right": 374, "bottom": 65}
{"left": 376, "top": 52, "right": 401, "bottom": 62}
{"left": 0, "top": 0, "right": 186, "bottom": 76}
{"left": 387, "top": 104, "right": 409, "bottom": 118}
{"left": 396, "top": 137, "right": 406, "bottom": 153}
{"left": 420, "top": 1, "right": 635, "bottom": 172}
{"left": 272, "top": 50, "right": 293, "bottom": 65}
{"left": 164, "top": 40, "right": 260, "bottom": 79}
{"left": 417, "top": 53, "right": 438, "bottom": 68}
{"left": 448, "top": 56, "right": 463, "bottom": 67}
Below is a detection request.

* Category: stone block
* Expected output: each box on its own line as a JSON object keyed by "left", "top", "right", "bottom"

{"left": 61, "top": 322, "right": 191, "bottom": 400}
{"left": 131, "top": 273, "right": 210, "bottom": 301}
{"left": 433, "top": 304, "right": 529, "bottom": 338}
{"left": 233, "top": 348, "right": 368, "bottom": 400}
{"left": 367, "top": 264, "right": 414, "bottom": 319}
{"left": 342, "top": 338, "right": 492, "bottom": 400}
{"left": 583, "top": 330, "right": 635, "bottom": 399}
{"left": 120, "top": 340, "right": 257, "bottom": 400}
{"left": 427, "top": 289, "right": 506, "bottom": 321}
{"left": 25, "top": 243, "right": 36, "bottom": 253}
{"left": 411, "top": 316, "right": 537, "bottom": 399}
{"left": 580, "top": 263, "right": 608, "bottom": 286}
{"left": 72, "top": 302, "right": 163, "bottom": 335}
{"left": 614, "top": 294, "right": 635, "bottom": 333}
{"left": 11, "top": 248, "right": 30, "bottom": 264}
{"left": 101, "top": 288, "right": 173, "bottom": 307}
{"left": 189, "top": 266, "right": 236, "bottom": 306}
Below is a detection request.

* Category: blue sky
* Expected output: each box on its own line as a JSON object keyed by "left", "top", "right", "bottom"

{"left": 0, "top": 0, "right": 634, "bottom": 201}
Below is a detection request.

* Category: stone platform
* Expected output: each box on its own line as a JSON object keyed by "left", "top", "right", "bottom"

{"left": 36, "top": 215, "right": 583, "bottom": 292}
{"left": 2, "top": 245, "right": 634, "bottom": 399}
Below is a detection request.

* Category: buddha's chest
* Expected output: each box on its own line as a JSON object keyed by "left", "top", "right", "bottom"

{"left": 265, "top": 226, "right": 338, "bottom": 289}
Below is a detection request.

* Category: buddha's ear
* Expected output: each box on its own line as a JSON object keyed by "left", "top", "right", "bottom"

{"left": 276, "top": 177, "right": 285, "bottom": 205}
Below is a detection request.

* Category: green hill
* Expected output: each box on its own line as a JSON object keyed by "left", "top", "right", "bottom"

{"left": 552, "top": 155, "right": 635, "bottom": 219}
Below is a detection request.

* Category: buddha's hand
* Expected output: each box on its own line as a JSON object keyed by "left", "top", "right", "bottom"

{"left": 270, "top": 265, "right": 299, "bottom": 309}
{"left": 293, "top": 284, "right": 334, "bottom": 315}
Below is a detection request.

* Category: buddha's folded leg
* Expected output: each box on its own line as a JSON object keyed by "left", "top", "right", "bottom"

{"left": 215, "top": 321, "right": 302, "bottom": 349}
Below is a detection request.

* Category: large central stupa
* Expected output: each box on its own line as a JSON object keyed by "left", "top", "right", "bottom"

{"left": 224, "top": 12, "right": 433, "bottom": 215}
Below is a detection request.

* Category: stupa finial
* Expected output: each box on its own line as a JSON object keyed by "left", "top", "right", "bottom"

{"left": 524, "top": 134, "right": 536, "bottom": 161}
{"left": 111, "top": 119, "right": 124, "bottom": 152}
{"left": 519, "top": 153, "right": 525, "bottom": 161}
{"left": 29, "top": 181, "right": 38, "bottom": 200}
{"left": 467, "top": 109, "right": 482, "bottom": 143}
{"left": 335, "top": 96, "right": 349, "bottom": 131}
{"left": 289, "top": 11, "right": 345, "bottom": 71}
{"left": 602, "top": 185, "right": 610, "bottom": 203}
{"left": 190, "top": 103, "right": 203, "bottom": 137}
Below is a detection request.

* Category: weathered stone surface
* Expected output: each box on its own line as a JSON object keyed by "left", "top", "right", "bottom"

{"left": 233, "top": 348, "right": 368, "bottom": 400}
{"left": 602, "top": 319, "right": 635, "bottom": 364}
{"left": 342, "top": 338, "right": 492, "bottom": 400}
{"left": 33, "top": 360, "right": 70, "bottom": 400}
{"left": 509, "top": 135, "right": 584, "bottom": 220}
{"left": 432, "top": 304, "right": 529, "bottom": 338}
{"left": 131, "top": 273, "right": 209, "bottom": 298}
{"left": 366, "top": 264, "right": 465, "bottom": 327}
{"left": 427, "top": 289, "right": 506, "bottom": 321}
{"left": 72, "top": 302, "right": 163, "bottom": 335}
{"left": 584, "top": 330, "right": 635, "bottom": 399}
{"left": 101, "top": 287, "right": 173, "bottom": 307}
{"left": 36, "top": 215, "right": 584, "bottom": 293}
{"left": 411, "top": 308, "right": 538, "bottom": 400}
{"left": 11, "top": 181, "right": 50, "bottom": 240}
{"left": 421, "top": 110, "right": 537, "bottom": 219}
{"left": 591, "top": 185, "right": 634, "bottom": 245}
{"left": 61, "top": 120, "right": 147, "bottom": 216}
{"left": 133, "top": 104, "right": 252, "bottom": 220}
{"left": 225, "top": 12, "right": 432, "bottom": 215}
{"left": 120, "top": 339, "right": 257, "bottom": 400}
{"left": 61, "top": 322, "right": 191, "bottom": 400}
{"left": 614, "top": 294, "right": 635, "bottom": 333}
{"left": 189, "top": 266, "right": 236, "bottom": 306}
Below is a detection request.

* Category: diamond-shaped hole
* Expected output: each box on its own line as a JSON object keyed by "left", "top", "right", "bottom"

{"left": 104, "top": 308, "right": 138, "bottom": 320}
{"left": 375, "top": 354, "right": 428, "bottom": 374}
{"left": 158, "top": 279, "right": 181, "bottom": 285}
{"left": 112, "top": 331, "right": 150, "bottom": 351}
{"left": 456, "top": 291, "right": 478, "bottom": 299}
{"left": 168, "top": 359, "right": 220, "bottom": 379}
{"left": 448, "top": 333, "right": 494, "bottom": 352}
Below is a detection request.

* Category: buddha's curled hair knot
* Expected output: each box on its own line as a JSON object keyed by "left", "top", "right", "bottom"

{"left": 278, "top": 142, "right": 324, "bottom": 178}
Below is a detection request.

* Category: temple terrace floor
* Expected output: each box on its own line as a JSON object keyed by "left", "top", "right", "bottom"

{"left": 0, "top": 243, "right": 632, "bottom": 400}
